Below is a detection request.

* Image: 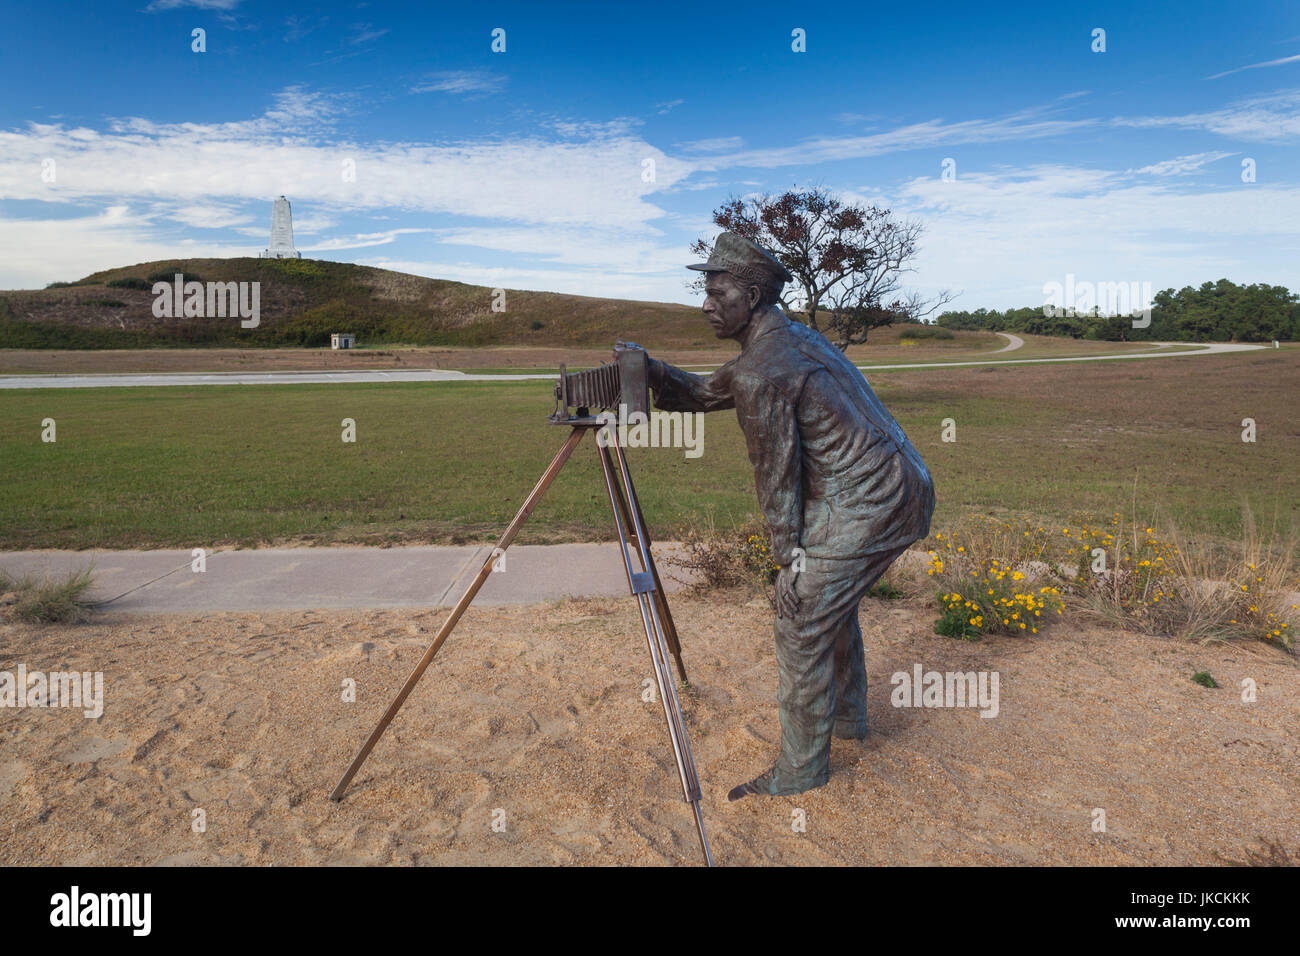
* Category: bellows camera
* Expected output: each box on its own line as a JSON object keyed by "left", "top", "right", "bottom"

{"left": 552, "top": 340, "right": 650, "bottom": 422}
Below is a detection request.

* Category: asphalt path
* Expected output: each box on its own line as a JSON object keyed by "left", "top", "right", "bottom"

{"left": 0, "top": 342, "right": 1268, "bottom": 388}
{"left": 0, "top": 543, "right": 695, "bottom": 614}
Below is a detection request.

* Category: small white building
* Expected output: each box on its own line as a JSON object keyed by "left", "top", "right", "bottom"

{"left": 331, "top": 333, "right": 356, "bottom": 350}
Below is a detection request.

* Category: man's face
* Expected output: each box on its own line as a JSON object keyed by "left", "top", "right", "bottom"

{"left": 702, "top": 273, "right": 756, "bottom": 340}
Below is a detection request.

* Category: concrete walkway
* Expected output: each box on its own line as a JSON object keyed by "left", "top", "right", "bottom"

{"left": 0, "top": 543, "right": 692, "bottom": 614}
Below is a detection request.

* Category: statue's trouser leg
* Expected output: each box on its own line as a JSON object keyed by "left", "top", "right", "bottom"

{"left": 766, "top": 547, "right": 909, "bottom": 796}
{"left": 832, "top": 608, "right": 869, "bottom": 740}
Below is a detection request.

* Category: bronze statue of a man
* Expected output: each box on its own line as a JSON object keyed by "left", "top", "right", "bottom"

{"left": 646, "top": 232, "right": 935, "bottom": 799}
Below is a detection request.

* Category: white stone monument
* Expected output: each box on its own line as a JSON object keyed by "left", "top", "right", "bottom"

{"left": 260, "top": 196, "right": 301, "bottom": 259}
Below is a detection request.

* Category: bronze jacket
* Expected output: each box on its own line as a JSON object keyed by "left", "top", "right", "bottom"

{"left": 651, "top": 307, "right": 934, "bottom": 563}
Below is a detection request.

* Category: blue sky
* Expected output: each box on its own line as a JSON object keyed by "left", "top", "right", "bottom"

{"left": 1, "top": 0, "right": 1298, "bottom": 310}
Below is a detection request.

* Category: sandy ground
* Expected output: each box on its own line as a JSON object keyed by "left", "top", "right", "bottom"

{"left": 1, "top": 591, "right": 1296, "bottom": 866}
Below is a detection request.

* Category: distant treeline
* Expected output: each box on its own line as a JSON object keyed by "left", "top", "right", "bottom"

{"left": 936, "top": 280, "right": 1298, "bottom": 342}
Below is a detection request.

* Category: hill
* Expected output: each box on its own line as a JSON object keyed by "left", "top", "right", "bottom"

{"left": 0, "top": 258, "right": 713, "bottom": 350}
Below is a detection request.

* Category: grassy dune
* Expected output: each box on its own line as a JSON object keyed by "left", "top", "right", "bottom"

{"left": 0, "top": 258, "right": 710, "bottom": 350}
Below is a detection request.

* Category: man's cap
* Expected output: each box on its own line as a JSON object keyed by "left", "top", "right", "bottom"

{"left": 688, "top": 232, "right": 793, "bottom": 287}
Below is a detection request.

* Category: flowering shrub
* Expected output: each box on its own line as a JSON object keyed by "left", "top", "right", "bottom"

{"left": 926, "top": 517, "right": 1066, "bottom": 639}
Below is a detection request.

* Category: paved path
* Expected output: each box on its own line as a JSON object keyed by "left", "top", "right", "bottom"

{"left": 994, "top": 332, "right": 1025, "bottom": 352}
{"left": 0, "top": 544, "right": 694, "bottom": 614}
{"left": 0, "top": 342, "right": 1269, "bottom": 389}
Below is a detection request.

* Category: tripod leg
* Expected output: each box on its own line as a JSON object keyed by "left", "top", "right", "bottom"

{"left": 329, "top": 425, "right": 588, "bottom": 802}
{"left": 596, "top": 437, "right": 714, "bottom": 866}
{"left": 626, "top": 476, "right": 689, "bottom": 685}
{"left": 600, "top": 448, "right": 689, "bottom": 684}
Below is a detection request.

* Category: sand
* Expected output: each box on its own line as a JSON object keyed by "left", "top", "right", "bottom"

{"left": 1, "top": 591, "right": 1296, "bottom": 866}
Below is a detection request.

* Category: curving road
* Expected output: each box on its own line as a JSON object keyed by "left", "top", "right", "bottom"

{"left": 0, "top": 342, "right": 1272, "bottom": 388}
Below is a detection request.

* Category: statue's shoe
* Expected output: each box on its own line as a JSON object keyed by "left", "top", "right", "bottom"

{"left": 727, "top": 768, "right": 776, "bottom": 801}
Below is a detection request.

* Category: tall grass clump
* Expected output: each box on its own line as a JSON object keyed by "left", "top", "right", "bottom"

{"left": 0, "top": 567, "right": 97, "bottom": 624}
{"left": 1070, "top": 505, "right": 1297, "bottom": 650}
{"left": 667, "top": 514, "right": 779, "bottom": 595}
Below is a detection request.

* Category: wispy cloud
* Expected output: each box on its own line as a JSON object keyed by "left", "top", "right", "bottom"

{"left": 410, "top": 71, "right": 507, "bottom": 95}
{"left": 1129, "top": 152, "right": 1235, "bottom": 176}
{"left": 701, "top": 105, "right": 1097, "bottom": 169}
{"left": 1113, "top": 89, "right": 1300, "bottom": 142}
{"left": 1207, "top": 53, "right": 1300, "bottom": 80}
{"left": 656, "top": 99, "right": 684, "bottom": 115}
{"left": 303, "top": 228, "right": 433, "bottom": 251}
{"left": 675, "top": 136, "right": 744, "bottom": 153}
{"left": 284, "top": 14, "right": 327, "bottom": 43}
{"left": 145, "top": 0, "right": 242, "bottom": 10}
{"left": 346, "top": 23, "right": 389, "bottom": 46}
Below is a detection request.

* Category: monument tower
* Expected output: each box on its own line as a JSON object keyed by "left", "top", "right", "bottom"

{"left": 260, "top": 195, "right": 301, "bottom": 259}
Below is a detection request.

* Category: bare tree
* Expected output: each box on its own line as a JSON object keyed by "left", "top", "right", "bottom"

{"left": 692, "top": 187, "right": 956, "bottom": 349}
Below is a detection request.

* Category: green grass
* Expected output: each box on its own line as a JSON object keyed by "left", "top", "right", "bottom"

{"left": 0, "top": 351, "right": 1295, "bottom": 550}
{"left": 0, "top": 381, "right": 754, "bottom": 549}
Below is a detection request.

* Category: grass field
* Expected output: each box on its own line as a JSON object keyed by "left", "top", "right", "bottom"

{"left": 0, "top": 350, "right": 1295, "bottom": 551}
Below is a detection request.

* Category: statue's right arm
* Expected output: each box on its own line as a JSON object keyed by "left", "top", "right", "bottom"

{"left": 649, "top": 358, "right": 736, "bottom": 413}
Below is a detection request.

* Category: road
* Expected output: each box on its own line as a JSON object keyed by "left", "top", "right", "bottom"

{"left": 0, "top": 342, "right": 1270, "bottom": 388}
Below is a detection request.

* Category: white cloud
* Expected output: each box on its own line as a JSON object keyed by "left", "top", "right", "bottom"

{"left": 3, "top": 87, "right": 1299, "bottom": 305}
{"left": 0, "top": 206, "right": 251, "bottom": 289}
{"left": 702, "top": 105, "right": 1097, "bottom": 169}
{"left": 888, "top": 165, "right": 1300, "bottom": 308}
{"left": 1207, "top": 53, "right": 1300, "bottom": 80}
{"left": 411, "top": 71, "right": 507, "bottom": 95}
{"left": 675, "top": 136, "right": 744, "bottom": 153}
{"left": 0, "top": 91, "right": 691, "bottom": 231}
{"left": 302, "top": 228, "right": 433, "bottom": 251}
{"left": 166, "top": 203, "right": 252, "bottom": 229}
{"left": 1112, "top": 89, "right": 1300, "bottom": 142}
{"left": 1129, "top": 152, "right": 1235, "bottom": 177}
{"left": 347, "top": 23, "right": 389, "bottom": 46}
{"left": 146, "top": 0, "right": 242, "bottom": 10}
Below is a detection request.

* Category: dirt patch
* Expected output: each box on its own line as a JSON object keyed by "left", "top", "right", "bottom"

{"left": 1, "top": 594, "right": 1294, "bottom": 865}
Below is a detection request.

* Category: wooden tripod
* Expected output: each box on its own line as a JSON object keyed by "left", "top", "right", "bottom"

{"left": 328, "top": 421, "right": 714, "bottom": 866}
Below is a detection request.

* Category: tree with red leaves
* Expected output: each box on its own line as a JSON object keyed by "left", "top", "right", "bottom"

{"left": 691, "top": 187, "right": 954, "bottom": 349}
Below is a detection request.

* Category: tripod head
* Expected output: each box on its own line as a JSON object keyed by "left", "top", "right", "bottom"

{"left": 551, "top": 340, "right": 651, "bottom": 424}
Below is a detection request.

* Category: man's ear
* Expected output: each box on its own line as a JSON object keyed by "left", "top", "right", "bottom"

{"left": 747, "top": 284, "right": 761, "bottom": 310}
